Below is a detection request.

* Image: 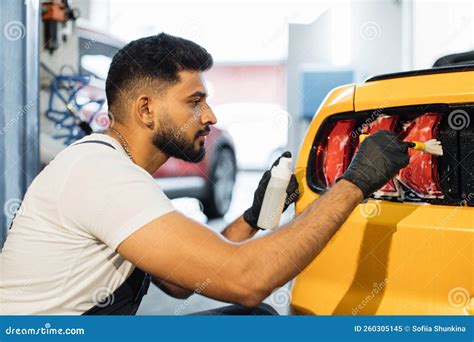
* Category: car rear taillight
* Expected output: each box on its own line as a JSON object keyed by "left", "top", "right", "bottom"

{"left": 307, "top": 106, "right": 472, "bottom": 205}
{"left": 314, "top": 119, "right": 356, "bottom": 188}
{"left": 398, "top": 113, "right": 443, "bottom": 199}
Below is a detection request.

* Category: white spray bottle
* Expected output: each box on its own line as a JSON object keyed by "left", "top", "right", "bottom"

{"left": 257, "top": 157, "right": 293, "bottom": 230}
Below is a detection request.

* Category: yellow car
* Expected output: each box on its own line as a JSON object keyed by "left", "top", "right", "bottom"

{"left": 291, "top": 65, "right": 474, "bottom": 315}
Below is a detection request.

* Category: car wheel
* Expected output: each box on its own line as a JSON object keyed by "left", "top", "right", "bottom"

{"left": 201, "top": 147, "right": 236, "bottom": 218}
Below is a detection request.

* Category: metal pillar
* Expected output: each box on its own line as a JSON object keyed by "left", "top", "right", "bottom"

{"left": 0, "top": 0, "right": 40, "bottom": 247}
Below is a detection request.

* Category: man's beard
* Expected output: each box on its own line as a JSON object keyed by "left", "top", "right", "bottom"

{"left": 152, "top": 122, "right": 209, "bottom": 163}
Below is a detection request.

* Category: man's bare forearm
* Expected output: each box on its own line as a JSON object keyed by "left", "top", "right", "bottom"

{"left": 239, "top": 179, "right": 363, "bottom": 297}
{"left": 221, "top": 216, "right": 259, "bottom": 242}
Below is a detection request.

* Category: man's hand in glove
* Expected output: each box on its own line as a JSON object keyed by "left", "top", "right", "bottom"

{"left": 243, "top": 151, "right": 300, "bottom": 230}
{"left": 339, "top": 130, "right": 410, "bottom": 199}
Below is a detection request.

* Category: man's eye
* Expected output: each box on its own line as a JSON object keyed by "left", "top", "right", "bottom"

{"left": 191, "top": 100, "right": 200, "bottom": 107}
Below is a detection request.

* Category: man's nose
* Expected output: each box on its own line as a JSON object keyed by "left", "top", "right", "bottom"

{"left": 201, "top": 104, "right": 217, "bottom": 126}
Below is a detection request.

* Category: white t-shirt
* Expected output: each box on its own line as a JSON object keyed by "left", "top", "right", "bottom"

{"left": 0, "top": 133, "right": 175, "bottom": 315}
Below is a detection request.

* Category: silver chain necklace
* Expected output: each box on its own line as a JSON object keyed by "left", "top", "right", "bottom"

{"left": 109, "top": 128, "right": 135, "bottom": 163}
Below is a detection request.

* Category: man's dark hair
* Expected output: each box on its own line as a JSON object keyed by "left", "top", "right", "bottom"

{"left": 105, "top": 33, "right": 213, "bottom": 120}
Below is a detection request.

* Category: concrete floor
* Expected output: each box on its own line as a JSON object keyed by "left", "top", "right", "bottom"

{"left": 137, "top": 171, "right": 294, "bottom": 315}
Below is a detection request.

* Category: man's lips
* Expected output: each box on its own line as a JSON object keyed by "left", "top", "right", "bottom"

{"left": 196, "top": 128, "right": 211, "bottom": 139}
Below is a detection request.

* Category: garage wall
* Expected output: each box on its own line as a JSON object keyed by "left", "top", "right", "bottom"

{"left": 206, "top": 64, "right": 286, "bottom": 107}
{"left": 287, "top": 1, "right": 404, "bottom": 157}
{"left": 287, "top": 9, "right": 333, "bottom": 157}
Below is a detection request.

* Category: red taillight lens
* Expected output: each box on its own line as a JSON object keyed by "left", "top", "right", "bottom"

{"left": 315, "top": 119, "right": 356, "bottom": 187}
{"left": 311, "top": 112, "right": 444, "bottom": 201}
{"left": 398, "top": 113, "right": 443, "bottom": 198}
{"left": 364, "top": 115, "right": 398, "bottom": 133}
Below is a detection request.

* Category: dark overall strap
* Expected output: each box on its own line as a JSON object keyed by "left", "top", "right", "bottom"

{"left": 73, "top": 139, "right": 152, "bottom": 315}
{"left": 82, "top": 267, "right": 151, "bottom": 315}
{"left": 71, "top": 140, "right": 117, "bottom": 149}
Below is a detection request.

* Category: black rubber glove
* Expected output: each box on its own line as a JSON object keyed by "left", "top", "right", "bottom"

{"left": 243, "top": 151, "right": 300, "bottom": 230}
{"left": 339, "top": 130, "right": 410, "bottom": 199}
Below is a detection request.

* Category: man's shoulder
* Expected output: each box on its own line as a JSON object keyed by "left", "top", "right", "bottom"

{"left": 51, "top": 134, "right": 144, "bottom": 177}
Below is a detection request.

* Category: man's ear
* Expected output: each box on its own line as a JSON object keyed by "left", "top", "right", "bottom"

{"left": 136, "top": 95, "right": 154, "bottom": 129}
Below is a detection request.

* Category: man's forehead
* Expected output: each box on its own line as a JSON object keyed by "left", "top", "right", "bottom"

{"left": 172, "top": 70, "right": 207, "bottom": 97}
